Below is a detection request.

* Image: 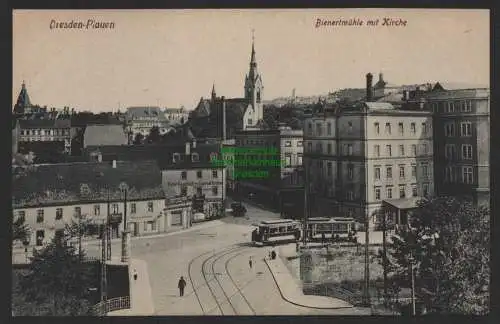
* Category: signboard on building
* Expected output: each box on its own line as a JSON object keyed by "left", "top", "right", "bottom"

{"left": 110, "top": 213, "right": 122, "bottom": 223}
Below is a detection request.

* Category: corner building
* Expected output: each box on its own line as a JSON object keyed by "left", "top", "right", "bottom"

{"left": 303, "top": 102, "right": 434, "bottom": 229}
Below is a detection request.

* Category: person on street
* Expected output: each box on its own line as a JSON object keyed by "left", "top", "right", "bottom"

{"left": 249, "top": 256, "right": 253, "bottom": 269}
{"left": 178, "top": 276, "right": 186, "bottom": 297}
{"left": 133, "top": 269, "right": 138, "bottom": 281}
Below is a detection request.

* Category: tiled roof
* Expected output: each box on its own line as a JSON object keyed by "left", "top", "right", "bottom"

{"left": 376, "top": 92, "right": 404, "bottom": 103}
{"left": 83, "top": 124, "right": 128, "bottom": 148}
{"left": 433, "top": 82, "right": 489, "bottom": 91}
{"left": 12, "top": 160, "right": 164, "bottom": 208}
{"left": 127, "top": 106, "right": 167, "bottom": 120}
{"left": 18, "top": 119, "right": 71, "bottom": 129}
{"left": 364, "top": 102, "right": 395, "bottom": 110}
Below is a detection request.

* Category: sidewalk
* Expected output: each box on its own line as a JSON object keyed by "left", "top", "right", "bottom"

{"left": 108, "top": 259, "right": 155, "bottom": 316}
{"left": 264, "top": 250, "right": 353, "bottom": 310}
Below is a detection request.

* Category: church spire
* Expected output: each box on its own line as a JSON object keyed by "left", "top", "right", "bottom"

{"left": 250, "top": 29, "right": 256, "bottom": 65}
{"left": 211, "top": 82, "right": 217, "bottom": 101}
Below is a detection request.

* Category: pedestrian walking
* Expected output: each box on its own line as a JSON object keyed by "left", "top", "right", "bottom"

{"left": 133, "top": 269, "right": 138, "bottom": 281}
{"left": 249, "top": 256, "right": 253, "bottom": 269}
{"left": 178, "top": 276, "right": 186, "bottom": 297}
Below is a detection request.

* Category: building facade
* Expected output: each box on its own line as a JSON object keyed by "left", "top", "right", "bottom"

{"left": 17, "top": 119, "right": 72, "bottom": 154}
{"left": 425, "top": 86, "right": 490, "bottom": 206}
{"left": 83, "top": 124, "right": 129, "bottom": 148}
{"left": 163, "top": 107, "right": 188, "bottom": 125}
{"left": 304, "top": 100, "right": 434, "bottom": 229}
{"left": 126, "top": 106, "right": 172, "bottom": 137}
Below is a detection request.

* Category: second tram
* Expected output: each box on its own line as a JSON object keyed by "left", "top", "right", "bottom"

{"left": 251, "top": 219, "right": 301, "bottom": 246}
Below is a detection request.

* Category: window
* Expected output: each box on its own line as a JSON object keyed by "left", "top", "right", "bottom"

{"left": 348, "top": 164, "right": 354, "bottom": 180}
{"left": 374, "top": 166, "right": 381, "bottom": 180}
{"left": 180, "top": 186, "right": 187, "bottom": 196}
{"left": 307, "top": 142, "right": 312, "bottom": 152}
{"left": 421, "top": 163, "right": 429, "bottom": 179}
{"left": 212, "top": 186, "right": 219, "bottom": 196}
{"left": 398, "top": 122, "right": 404, "bottom": 135}
{"left": 298, "top": 153, "right": 303, "bottom": 165}
{"left": 181, "top": 171, "right": 187, "bottom": 180}
{"left": 327, "top": 143, "right": 332, "bottom": 154}
{"left": 148, "top": 202, "right": 154, "bottom": 212}
{"left": 422, "top": 123, "right": 427, "bottom": 135}
{"left": 423, "top": 184, "right": 429, "bottom": 196}
{"left": 191, "top": 153, "right": 199, "bottom": 162}
{"left": 18, "top": 211, "right": 25, "bottom": 223}
{"left": 445, "top": 123, "right": 455, "bottom": 137}
{"left": 197, "top": 170, "right": 203, "bottom": 179}
{"left": 212, "top": 170, "right": 218, "bottom": 178}
{"left": 131, "top": 203, "right": 137, "bottom": 214}
{"left": 411, "top": 165, "right": 417, "bottom": 178}
{"left": 462, "top": 144, "right": 473, "bottom": 160}
{"left": 285, "top": 154, "right": 292, "bottom": 166}
{"left": 460, "top": 122, "right": 472, "bottom": 137}
{"left": 412, "top": 144, "right": 417, "bottom": 156}
{"left": 196, "top": 187, "right": 203, "bottom": 196}
{"left": 386, "top": 166, "right": 393, "bottom": 179}
{"left": 374, "top": 145, "right": 380, "bottom": 157}
{"left": 316, "top": 143, "right": 322, "bottom": 153}
{"left": 445, "top": 166, "right": 456, "bottom": 183}
{"left": 94, "top": 205, "right": 100, "bottom": 216}
{"left": 347, "top": 191, "right": 354, "bottom": 201}
{"left": 385, "top": 123, "right": 391, "bottom": 134}
{"left": 74, "top": 207, "right": 81, "bottom": 218}
{"left": 308, "top": 122, "right": 313, "bottom": 135}
{"left": 347, "top": 144, "right": 353, "bottom": 156}
{"left": 410, "top": 123, "right": 416, "bottom": 134}
{"left": 399, "top": 145, "right": 405, "bottom": 157}
{"left": 316, "top": 123, "right": 323, "bottom": 136}
{"left": 399, "top": 185, "right": 406, "bottom": 198}
{"left": 56, "top": 208, "right": 63, "bottom": 220}
{"left": 248, "top": 119, "right": 253, "bottom": 125}
{"left": 412, "top": 184, "right": 418, "bottom": 197}
{"left": 375, "top": 187, "right": 381, "bottom": 200}
{"left": 421, "top": 144, "right": 428, "bottom": 155}
{"left": 374, "top": 122, "right": 380, "bottom": 134}
{"left": 327, "top": 162, "right": 332, "bottom": 177}
{"left": 285, "top": 141, "right": 292, "bottom": 147}
{"left": 465, "top": 100, "right": 472, "bottom": 112}
{"left": 445, "top": 144, "right": 456, "bottom": 160}
{"left": 462, "top": 167, "right": 473, "bottom": 184}
{"left": 36, "top": 230, "right": 45, "bottom": 246}
{"left": 327, "top": 123, "right": 332, "bottom": 135}
{"left": 399, "top": 165, "right": 405, "bottom": 179}
{"left": 37, "top": 209, "right": 44, "bottom": 223}
{"left": 112, "top": 204, "right": 119, "bottom": 214}
{"left": 173, "top": 153, "right": 181, "bottom": 163}
{"left": 297, "top": 141, "right": 303, "bottom": 147}
{"left": 386, "top": 145, "right": 392, "bottom": 157}
{"left": 347, "top": 122, "right": 353, "bottom": 134}
{"left": 386, "top": 187, "right": 393, "bottom": 199}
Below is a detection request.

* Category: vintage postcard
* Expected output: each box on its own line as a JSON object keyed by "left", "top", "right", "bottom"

{"left": 12, "top": 9, "right": 489, "bottom": 316}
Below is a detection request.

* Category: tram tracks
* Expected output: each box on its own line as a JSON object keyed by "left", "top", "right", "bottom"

{"left": 187, "top": 245, "right": 257, "bottom": 315}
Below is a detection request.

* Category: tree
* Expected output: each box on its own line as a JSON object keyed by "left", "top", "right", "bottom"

{"left": 146, "top": 126, "right": 161, "bottom": 144}
{"left": 133, "top": 133, "right": 144, "bottom": 145}
{"left": 12, "top": 216, "right": 30, "bottom": 244}
{"left": 382, "top": 197, "right": 489, "bottom": 314}
{"left": 15, "top": 236, "right": 96, "bottom": 315}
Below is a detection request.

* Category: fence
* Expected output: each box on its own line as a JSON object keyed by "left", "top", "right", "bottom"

{"left": 91, "top": 296, "right": 130, "bottom": 316}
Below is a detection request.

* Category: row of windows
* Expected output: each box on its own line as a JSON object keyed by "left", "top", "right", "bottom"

{"left": 444, "top": 166, "right": 474, "bottom": 184}
{"left": 173, "top": 153, "right": 203, "bottom": 163}
{"left": 181, "top": 170, "right": 219, "bottom": 180}
{"left": 444, "top": 122, "right": 473, "bottom": 137}
{"left": 17, "top": 201, "right": 157, "bottom": 224}
{"left": 284, "top": 140, "right": 303, "bottom": 147}
{"left": 431, "top": 100, "right": 473, "bottom": 113}
{"left": 445, "top": 144, "right": 474, "bottom": 160}
{"left": 374, "top": 183, "right": 430, "bottom": 200}
{"left": 373, "top": 122, "right": 428, "bottom": 136}
{"left": 180, "top": 186, "right": 219, "bottom": 196}
{"left": 307, "top": 142, "right": 430, "bottom": 157}
{"left": 20, "top": 129, "right": 70, "bottom": 136}
{"left": 374, "top": 163, "right": 429, "bottom": 180}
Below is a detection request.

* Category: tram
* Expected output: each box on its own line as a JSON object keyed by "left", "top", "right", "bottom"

{"left": 251, "top": 219, "right": 301, "bottom": 246}
{"left": 304, "top": 217, "right": 357, "bottom": 243}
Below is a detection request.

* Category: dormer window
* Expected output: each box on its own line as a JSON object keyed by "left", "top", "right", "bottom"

{"left": 173, "top": 153, "right": 181, "bottom": 163}
{"left": 192, "top": 153, "right": 199, "bottom": 162}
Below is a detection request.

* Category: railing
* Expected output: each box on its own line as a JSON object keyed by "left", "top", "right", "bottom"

{"left": 91, "top": 296, "right": 130, "bottom": 316}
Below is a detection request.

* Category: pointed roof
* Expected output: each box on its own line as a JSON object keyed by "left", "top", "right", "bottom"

{"left": 14, "top": 81, "right": 32, "bottom": 113}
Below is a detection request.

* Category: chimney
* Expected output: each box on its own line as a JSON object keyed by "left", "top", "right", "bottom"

{"left": 379, "top": 73, "right": 384, "bottom": 83}
{"left": 366, "top": 73, "right": 373, "bottom": 102}
{"left": 112, "top": 160, "right": 117, "bottom": 168}
{"left": 185, "top": 142, "right": 190, "bottom": 155}
{"left": 221, "top": 96, "right": 226, "bottom": 141}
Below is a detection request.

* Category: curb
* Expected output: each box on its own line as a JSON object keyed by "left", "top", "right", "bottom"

{"left": 264, "top": 258, "right": 354, "bottom": 310}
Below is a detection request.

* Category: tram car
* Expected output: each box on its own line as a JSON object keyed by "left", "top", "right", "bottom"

{"left": 304, "top": 217, "right": 357, "bottom": 243}
{"left": 251, "top": 219, "right": 301, "bottom": 246}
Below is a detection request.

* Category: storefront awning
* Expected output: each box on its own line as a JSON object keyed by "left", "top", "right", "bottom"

{"left": 383, "top": 197, "right": 424, "bottom": 210}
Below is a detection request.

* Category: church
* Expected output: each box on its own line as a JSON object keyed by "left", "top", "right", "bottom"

{"left": 189, "top": 36, "right": 265, "bottom": 139}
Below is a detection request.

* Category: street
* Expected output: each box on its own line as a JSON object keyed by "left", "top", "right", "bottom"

{"left": 85, "top": 201, "right": 365, "bottom": 315}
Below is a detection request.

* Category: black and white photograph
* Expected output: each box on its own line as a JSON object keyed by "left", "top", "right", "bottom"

{"left": 11, "top": 9, "right": 490, "bottom": 316}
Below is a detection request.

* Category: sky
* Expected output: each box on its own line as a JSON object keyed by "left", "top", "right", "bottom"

{"left": 13, "top": 9, "right": 489, "bottom": 113}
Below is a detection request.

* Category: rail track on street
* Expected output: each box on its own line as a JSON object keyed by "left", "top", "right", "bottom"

{"left": 187, "top": 244, "right": 257, "bottom": 315}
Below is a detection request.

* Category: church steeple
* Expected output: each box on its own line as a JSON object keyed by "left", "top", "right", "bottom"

{"left": 14, "top": 80, "right": 32, "bottom": 114}
{"left": 211, "top": 82, "right": 217, "bottom": 101}
{"left": 243, "top": 29, "right": 264, "bottom": 129}
{"left": 248, "top": 29, "right": 258, "bottom": 81}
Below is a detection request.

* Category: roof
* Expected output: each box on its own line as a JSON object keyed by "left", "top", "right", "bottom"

{"left": 12, "top": 160, "right": 164, "bottom": 208}
{"left": 14, "top": 82, "right": 32, "bottom": 113}
{"left": 127, "top": 106, "right": 166, "bottom": 120}
{"left": 433, "top": 81, "right": 489, "bottom": 91}
{"left": 18, "top": 119, "right": 71, "bottom": 129}
{"left": 83, "top": 124, "right": 128, "bottom": 148}
{"left": 164, "top": 107, "right": 185, "bottom": 114}
{"left": 364, "top": 102, "right": 395, "bottom": 110}
{"left": 383, "top": 197, "right": 424, "bottom": 210}
{"left": 376, "top": 92, "right": 404, "bottom": 103}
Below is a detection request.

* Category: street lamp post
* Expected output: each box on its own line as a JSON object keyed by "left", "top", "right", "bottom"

{"left": 119, "top": 182, "right": 130, "bottom": 263}
{"left": 362, "top": 212, "right": 371, "bottom": 307}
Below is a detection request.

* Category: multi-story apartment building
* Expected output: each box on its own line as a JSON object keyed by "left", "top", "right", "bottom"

{"left": 233, "top": 127, "right": 304, "bottom": 212}
{"left": 303, "top": 73, "right": 434, "bottom": 229}
{"left": 16, "top": 119, "right": 72, "bottom": 154}
{"left": 425, "top": 84, "right": 490, "bottom": 206}
{"left": 11, "top": 160, "right": 193, "bottom": 253}
{"left": 126, "top": 106, "right": 172, "bottom": 137}
{"left": 164, "top": 107, "right": 188, "bottom": 125}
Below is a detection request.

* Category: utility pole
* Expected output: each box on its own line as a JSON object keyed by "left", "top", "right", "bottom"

{"left": 100, "top": 219, "right": 107, "bottom": 307}
{"left": 302, "top": 159, "right": 308, "bottom": 247}
{"left": 221, "top": 96, "right": 226, "bottom": 217}
{"left": 382, "top": 210, "right": 388, "bottom": 305}
{"left": 362, "top": 212, "right": 371, "bottom": 306}
{"left": 106, "top": 187, "right": 111, "bottom": 260}
{"left": 78, "top": 209, "right": 82, "bottom": 262}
